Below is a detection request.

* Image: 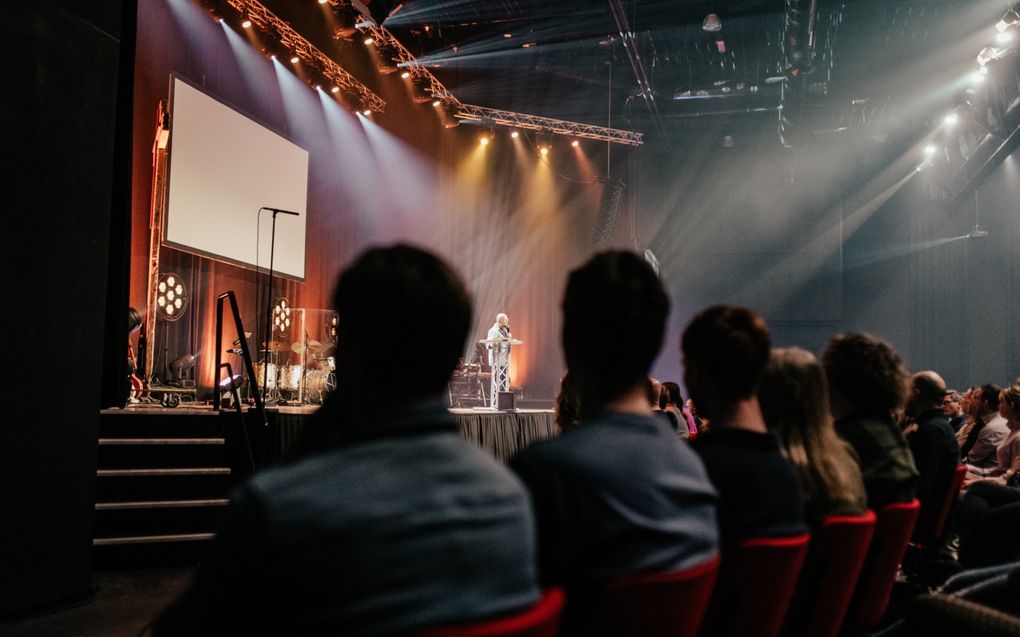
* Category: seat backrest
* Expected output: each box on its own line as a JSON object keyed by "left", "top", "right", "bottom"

{"left": 410, "top": 589, "right": 565, "bottom": 637}
{"left": 580, "top": 556, "right": 719, "bottom": 637}
{"left": 929, "top": 464, "right": 967, "bottom": 545}
{"left": 848, "top": 499, "right": 921, "bottom": 630}
{"left": 712, "top": 533, "right": 811, "bottom": 637}
{"left": 785, "top": 511, "right": 876, "bottom": 637}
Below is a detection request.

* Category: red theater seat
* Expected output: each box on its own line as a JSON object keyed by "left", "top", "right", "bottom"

{"left": 410, "top": 589, "right": 565, "bottom": 637}
{"left": 847, "top": 499, "right": 921, "bottom": 631}
{"left": 919, "top": 464, "right": 967, "bottom": 548}
{"left": 581, "top": 556, "right": 720, "bottom": 637}
{"left": 711, "top": 533, "right": 811, "bottom": 637}
{"left": 785, "top": 511, "right": 876, "bottom": 637}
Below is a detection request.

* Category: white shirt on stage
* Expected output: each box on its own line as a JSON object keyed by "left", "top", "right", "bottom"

{"left": 486, "top": 323, "right": 512, "bottom": 368}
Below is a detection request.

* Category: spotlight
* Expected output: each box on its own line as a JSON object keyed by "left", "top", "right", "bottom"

{"left": 944, "top": 113, "right": 958, "bottom": 126}
{"left": 510, "top": 130, "right": 519, "bottom": 139}
{"left": 331, "top": 86, "right": 340, "bottom": 93}
{"left": 996, "top": 9, "right": 1019, "bottom": 32}
{"left": 363, "top": 36, "right": 375, "bottom": 45}
{"left": 480, "top": 136, "right": 489, "bottom": 146}
{"left": 977, "top": 47, "right": 1001, "bottom": 66}
{"left": 980, "top": 65, "right": 989, "bottom": 75}
{"left": 217, "top": 17, "right": 224, "bottom": 23}
{"left": 270, "top": 54, "right": 277, "bottom": 60}
{"left": 362, "top": 109, "right": 372, "bottom": 116}
{"left": 924, "top": 145, "right": 937, "bottom": 156}
{"left": 571, "top": 140, "right": 580, "bottom": 148}
{"left": 290, "top": 55, "right": 300, "bottom": 64}
{"left": 996, "top": 31, "right": 1013, "bottom": 44}
{"left": 272, "top": 297, "right": 291, "bottom": 334}
{"left": 314, "top": 84, "right": 322, "bottom": 91}
{"left": 539, "top": 146, "right": 549, "bottom": 156}
{"left": 972, "top": 72, "right": 986, "bottom": 84}
{"left": 503, "top": 33, "right": 512, "bottom": 38}
{"left": 318, "top": 0, "right": 328, "bottom": 3}
{"left": 400, "top": 71, "right": 411, "bottom": 79}
{"left": 242, "top": 19, "right": 252, "bottom": 29}
{"left": 156, "top": 273, "right": 188, "bottom": 321}
{"left": 702, "top": 13, "right": 722, "bottom": 32}
{"left": 432, "top": 99, "right": 442, "bottom": 107}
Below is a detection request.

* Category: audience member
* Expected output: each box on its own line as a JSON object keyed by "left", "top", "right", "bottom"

{"left": 682, "top": 305, "right": 806, "bottom": 547}
{"left": 822, "top": 332, "right": 919, "bottom": 510}
{"left": 943, "top": 390, "right": 967, "bottom": 432}
{"left": 955, "top": 386, "right": 981, "bottom": 448}
{"left": 961, "top": 384, "right": 1009, "bottom": 469}
{"left": 906, "top": 371, "right": 961, "bottom": 543}
{"left": 648, "top": 376, "right": 680, "bottom": 431}
{"left": 555, "top": 371, "right": 580, "bottom": 431}
{"left": 152, "top": 245, "right": 539, "bottom": 636}
{"left": 759, "top": 347, "right": 868, "bottom": 526}
{"left": 966, "top": 384, "right": 1020, "bottom": 484}
{"left": 662, "top": 381, "right": 692, "bottom": 439}
{"left": 510, "top": 251, "right": 717, "bottom": 632}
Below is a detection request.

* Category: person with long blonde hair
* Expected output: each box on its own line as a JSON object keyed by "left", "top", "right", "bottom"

{"left": 759, "top": 347, "right": 868, "bottom": 525}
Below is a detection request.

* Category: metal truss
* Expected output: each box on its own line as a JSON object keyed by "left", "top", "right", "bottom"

{"left": 342, "top": 1, "right": 643, "bottom": 146}
{"left": 454, "top": 104, "right": 644, "bottom": 146}
{"left": 224, "top": 0, "right": 386, "bottom": 112}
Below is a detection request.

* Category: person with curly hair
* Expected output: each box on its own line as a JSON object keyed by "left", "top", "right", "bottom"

{"left": 822, "top": 332, "right": 919, "bottom": 511}
{"left": 759, "top": 347, "right": 868, "bottom": 526}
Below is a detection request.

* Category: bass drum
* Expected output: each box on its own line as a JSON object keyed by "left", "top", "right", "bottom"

{"left": 304, "top": 369, "right": 337, "bottom": 403}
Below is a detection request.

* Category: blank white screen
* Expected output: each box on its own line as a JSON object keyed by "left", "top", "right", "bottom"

{"left": 165, "top": 77, "right": 308, "bottom": 279}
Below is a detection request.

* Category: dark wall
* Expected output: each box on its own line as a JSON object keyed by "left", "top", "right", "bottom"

{"left": 1, "top": 0, "right": 132, "bottom": 617}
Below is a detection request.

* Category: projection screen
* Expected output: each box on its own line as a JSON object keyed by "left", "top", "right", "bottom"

{"left": 165, "top": 76, "right": 309, "bottom": 280}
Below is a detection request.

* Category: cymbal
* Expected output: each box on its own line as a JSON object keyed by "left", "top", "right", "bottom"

{"left": 291, "top": 339, "right": 323, "bottom": 354}
{"left": 478, "top": 338, "right": 523, "bottom": 346}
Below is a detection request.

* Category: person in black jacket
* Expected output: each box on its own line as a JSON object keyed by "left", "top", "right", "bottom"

{"left": 906, "top": 371, "right": 961, "bottom": 544}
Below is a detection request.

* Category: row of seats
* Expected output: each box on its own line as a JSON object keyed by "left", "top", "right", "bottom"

{"left": 412, "top": 465, "right": 968, "bottom": 637}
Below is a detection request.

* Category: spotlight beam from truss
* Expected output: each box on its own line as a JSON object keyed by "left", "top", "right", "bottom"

{"left": 223, "top": 0, "right": 386, "bottom": 112}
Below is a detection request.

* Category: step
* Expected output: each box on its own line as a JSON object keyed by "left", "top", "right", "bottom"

{"left": 96, "top": 472, "right": 234, "bottom": 501}
{"left": 94, "top": 503, "right": 228, "bottom": 537}
{"left": 93, "top": 532, "right": 215, "bottom": 546}
{"left": 98, "top": 438, "right": 225, "bottom": 445}
{"left": 99, "top": 410, "right": 236, "bottom": 438}
{"left": 97, "top": 468, "right": 231, "bottom": 477}
{"left": 96, "top": 498, "right": 229, "bottom": 510}
{"left": 98, "top": 443, "right": 229, "bottom": 469}
{"left": 92, "top": 535, "right": 214, "bottom": 571}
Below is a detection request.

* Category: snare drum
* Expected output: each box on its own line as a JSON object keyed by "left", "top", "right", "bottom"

{"left": 253, "top": 362, "right": 277, "bottom": 389}
{"left": 280, "top": 364, "right": 303, "bottom": 391}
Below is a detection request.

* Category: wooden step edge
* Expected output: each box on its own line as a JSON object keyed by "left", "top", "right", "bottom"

{"left": 93, "top": 532, "right": 216, "bottom": 546}
{"left": 96, "top": 498, "right": 230, "bottom": 511}
{"left": 99, "top": 438, "right": 225, "bottom": 445}
{"left": 97, "top": 468, "right": 231, "bottom": 477}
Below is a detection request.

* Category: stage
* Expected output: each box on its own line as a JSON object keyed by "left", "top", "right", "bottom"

{"left": 103, "top": 404, "right": 557, "bottom": 467}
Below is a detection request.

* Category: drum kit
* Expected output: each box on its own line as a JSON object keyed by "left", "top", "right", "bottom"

{"left": 254, "top": 338, "right": 336, "bottom": 404}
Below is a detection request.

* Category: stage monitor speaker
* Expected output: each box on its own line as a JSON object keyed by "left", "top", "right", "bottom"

{"left": 497, "top": 391, "right": 516, "bottom": 411}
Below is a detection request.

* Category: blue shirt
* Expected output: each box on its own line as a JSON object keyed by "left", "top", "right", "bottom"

{"left": 155, "top": 401, "right": 539, "bottom": 636}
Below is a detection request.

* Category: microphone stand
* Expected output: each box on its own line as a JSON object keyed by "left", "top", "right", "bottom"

{"left": 257, "top": 207, "right": 300, "bottom": 405}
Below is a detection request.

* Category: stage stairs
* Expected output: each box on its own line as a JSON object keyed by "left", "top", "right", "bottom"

{"left": 94, "top": 408, "right": 251, "bottom": 570}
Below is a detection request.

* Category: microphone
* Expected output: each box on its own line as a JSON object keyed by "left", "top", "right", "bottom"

{"left": 260, "top": 207, "right": 301, "bottom": 216}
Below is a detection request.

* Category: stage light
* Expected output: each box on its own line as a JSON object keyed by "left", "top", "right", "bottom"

{"left": 270, "top": 54, "right": 277, "bottom": 60}
{"left": 511, "top": 130, "right": 519, "bottom": 139}
{"left": 924, "top": 145, "right": 937, "bottom": 156}
{"left": 996, "top": 9, "right": 1019, "bottom": 32}
{"left": 400, "top": 71, "right": 411, "bottom": 79}
{"left": 363, "top": 36, "right": 375, "bottom": 45}
{"left": 480, "top": 136, "right": 489, "bottom": 146}
{"left": 539, "top": 146, "right": 549, "bottom": 156}
{"left": 504, "top": 33, "right": 512, "bottom": 38}
{"left": 978, "top": 46, "right": 1001, "bottom": 66}
{"left": 315, "top": 84, "right": 322, "bottom": 91}
{"left": 156, "top": 272, "right": 188, "bottom": 322}
{"left": 432, "top": 99, "right": 442, "bottom": 107}
{"left": 169, "top": 354, "right": 197, "bottom": 379}
{"left": 571, "top": 140, "right": 580, "bottom": 148}
{"left": 980, "top": 65, "right": 989, "bottom": 75}
{"left": 290, "top": 55, "right": 300, "bottom": 64}
{"left": 331, "top": 86, "right": 340, "bottom": 93}
{"left": 272, "top": 298, "right": 291, "bottom": 334}
{"left": 944, "top": 113, "right": 958, "bottom": 126}
{"left": 318, "top": 0, "right": 328, "bottom": 4}
{"left": 362, "top": 109, "right": 372, "bottom": 116}
{"left": 996, "top": 31, "right": 1013, "bottom": 44}
{"left": 972, "top": 71, "right": 986, "bottom": 84}
{"left": 242, "top": 19, "right": 253, "bottom": 29}
{"left": 217, "top": 17, "right": 224, "bottom": 23}
{"left": 703, "top": 13, "right": 722, "bottom": 32}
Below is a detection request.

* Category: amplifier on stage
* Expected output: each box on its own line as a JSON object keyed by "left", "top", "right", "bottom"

{"left": 496, "top": 391, "right": 516, "bottom": 411}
